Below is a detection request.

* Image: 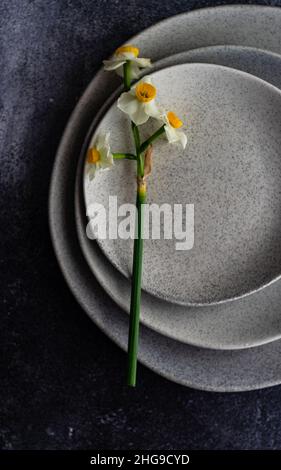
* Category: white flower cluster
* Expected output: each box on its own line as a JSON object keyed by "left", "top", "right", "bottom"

{"left": 87, "top": 45, "right": 187, "bottom": 179}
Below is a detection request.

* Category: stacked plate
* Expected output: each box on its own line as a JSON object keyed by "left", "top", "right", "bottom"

{"left": 49, "top": 5, "right": 281, "bottom": 392}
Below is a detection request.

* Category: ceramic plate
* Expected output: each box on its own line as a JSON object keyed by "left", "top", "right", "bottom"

{"left": 84, "top": 62, "right": 281, "bottom": 306}
{"left": 49, "top": 6, "right": 281, "bottom": 391}
{"left": 77, "top": 46, "right": 281, "bottom": 350}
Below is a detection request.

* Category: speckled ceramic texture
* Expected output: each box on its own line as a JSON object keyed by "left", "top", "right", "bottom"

{"left": 49, "top": 6, "right": 281, "bottom": 391}
{"left": 77, "top": 45, "right": 281, "bottom": 350}
{"left": 84, "top": 62, "right": 281, "bottom": 306}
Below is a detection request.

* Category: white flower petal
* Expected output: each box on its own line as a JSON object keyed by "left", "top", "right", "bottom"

{"left": 142, "top": 75, "right": 154, "bottom": 85}
{"left": 118, "top": 52, "right": 138, "bottom": 60}
{"left": 103, "top": 58, "right": 126, "bottom": 70}
{"left": 117, "top": 91, "right": 151, "bottom": 124}
{"left": 117, "top": 92, "right": 139, "bottom": 116}
{"left": 100, "top": 149, "right": 114, "bottom": 169}
{"left": 100, "top": 160, "right": 113, "bottom": 170}
{"left": 98, "top": 132, "right": 111, "bottom": 148}
{"left": 97, "top": 132, "right": 110, "bottom": 149}
{"left": 87, "top": 165, "right": 96, "bottom": 181}
{"left": 145, "top": 100, "right": 161, "bottom": 119}
{"left": 96, "top": 134, "right": 105, "bottom": 149}
{"left": 178, "top": 130, "right": 187, "bottom": 149}
{"left": 116, "top": 67, "right": 125, "bottom": 78}
{"left": 116, "top": 60, "right": 150, "bottom": 79}
{"left": 130, "top": 62, "right": 142, "bottom": 79}
{"left": 105, "top": 132, "right": 111, "bottom": 145}
{"left": 164, "top": 124, "right": 178, "bottom": 143}
{"left": 134, "top": 58, "right": 152, "bottom": 68}
{"left": 87, "top": 132, "right": 113, "bottom": 180}
{"left": 104, "top": 51, "right": 151, "bottom": 78}
{"left": 130, "top": 104, "right": 150, "bottom": 125}
{"left": 131, "top": 74, "right": 153, "bottom": 91}
{"left": 164, "top": 124, "right": 187, "bottom": 149}
{"left": 161, "top": 113, "right": 170, "bottom": 125}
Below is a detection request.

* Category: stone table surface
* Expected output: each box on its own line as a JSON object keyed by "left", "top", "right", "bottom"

{"left": 1, "top": 0, "right": 281, "bottom": 450}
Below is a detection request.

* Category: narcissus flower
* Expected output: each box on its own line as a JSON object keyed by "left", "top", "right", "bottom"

{"left": 103, "top": 45, "right": 152, "bottom": 79}
{"left": 86, "top": 133, "right": 113, "bottom": 180}
{"left": 117, "top": 76, "right": 160, "bottom": 125}
{"left": 162, "top": 111, "right": 187, "bottom": 149}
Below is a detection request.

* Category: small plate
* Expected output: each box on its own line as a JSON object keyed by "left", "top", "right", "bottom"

{"left": 84, "top": 62, "right": 281, "bottom": 306}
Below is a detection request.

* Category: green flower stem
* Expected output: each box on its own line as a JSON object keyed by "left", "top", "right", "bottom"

{"left": 131, "top": 123, "right": 144, "bottom": 176}
{"left": 123, "top": 61, "right": 131, "bottom": 91}
{"left": 127, "top": 119, "right": 145, "bottom": 387}
{"left": 123, "top": 59, "right": 146, "bottom": 386}
{"left": 127, "top": 186, "right": 146, "bottom": 387}
{"left": 140, "top": 125, "right": 165, "bottom": 154}
{"left": 113, "top": 153, "right": 136, "bottom": 160}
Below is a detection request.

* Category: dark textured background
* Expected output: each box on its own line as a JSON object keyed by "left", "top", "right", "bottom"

{"left": 1, "top": 0, "right": 281, "bottom": 450}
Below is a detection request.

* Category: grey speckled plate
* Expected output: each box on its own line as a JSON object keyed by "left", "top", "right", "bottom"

{"left": 76, "top": 45, "right": 281, "bottom": 350}
{"left": 49, "top": 6, "right": 281, "bottom": 391}
{"left": 84, "top": 61, "right": 281, "bottom": 306}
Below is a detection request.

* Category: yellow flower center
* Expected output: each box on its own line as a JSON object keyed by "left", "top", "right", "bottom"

{"left": 115, "top": 45, "right": 139, "bottom": 57}
{"left": 135, "top": 82, "right": 156, "bottom": 103}
{"left": 87, "top": 147, "right": 100, "bottom": 164}
{"left": 167, "top": 111, "right": 183, "bottom": 129}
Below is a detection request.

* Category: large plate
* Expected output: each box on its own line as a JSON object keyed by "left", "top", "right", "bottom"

{"left": 77, "top": 45, "right": 281, "bottom": 350}
{"left": 49, "top": 6, "right": 281, "bottom": 391}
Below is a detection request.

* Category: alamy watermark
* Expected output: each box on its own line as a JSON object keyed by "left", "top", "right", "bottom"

{"left": 86, "top": 196, "right": 194, "bottom": 251}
